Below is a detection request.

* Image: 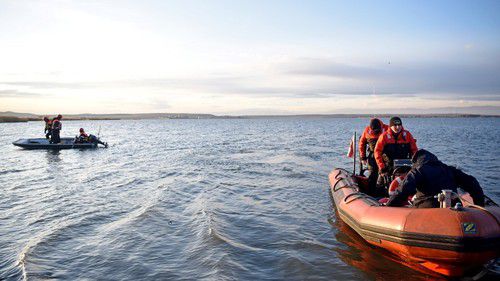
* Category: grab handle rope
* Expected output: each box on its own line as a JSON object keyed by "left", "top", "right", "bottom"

{"left": 333, "top": 179, "right": 356, "bottom": 192}
{"left": 449, "top": 191, "right": 500, "bottom": 226}
{"left": 344, "top": 192, "right": 379, "bottom": 206}
{"left": 332, "top": 169, "right": 358, "bottom": 192}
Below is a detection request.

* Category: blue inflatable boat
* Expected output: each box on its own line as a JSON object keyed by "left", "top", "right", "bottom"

{"left": 13, "top": 138, "right": 103, "bottom": 149}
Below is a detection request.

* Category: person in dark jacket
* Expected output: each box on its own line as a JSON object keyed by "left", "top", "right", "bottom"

{"left": 386, "top": 149, "right": 485, "bottom": 208}
{"left": 50, "top": 114, "right": 62, "bottom": 144}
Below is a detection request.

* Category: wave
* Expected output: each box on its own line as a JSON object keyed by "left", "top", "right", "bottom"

{"left": 209, "top": 228, "right": 264, "bottom": 253}
{"left": 98, "top": 197, "right": 160, "bottom": 233}
{"left": 15, "top": 208, "right": 116, "bottom": 280}
{"left": 16, "top": 218, "right": 84, "bottom": 280}
{"left": 0, "top": 168, "right": 27, "bottom": 175}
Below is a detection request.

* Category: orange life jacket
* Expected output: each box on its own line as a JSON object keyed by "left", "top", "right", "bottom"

{"left": 374, "top": 127, "right": 418, "bottom": 170}
{"left": 359, "top": 123, "right": 389, "bottom": 158}
{"left": 52, "top": 119, "right": 62, "bottom": 130}
{"left": 45, "top": 120, "right": 52, "bottom": 130}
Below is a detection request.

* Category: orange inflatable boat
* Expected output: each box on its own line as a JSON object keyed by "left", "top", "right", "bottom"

{"left": 329, "top": 168, "right": 500, "bottom": 277}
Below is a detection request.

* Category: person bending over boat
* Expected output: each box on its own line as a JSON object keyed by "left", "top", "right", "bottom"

{"left": 374, "top": 117, "right": 418, "bottom": 189}
{"left": 359, "top": 118, "right": 389, "bottom": 195}
{"left": 75, "top": 128, "right": 89, "bottom": 143}
{"left": 386, "top": 149, "right": 484, "bottom": 208}
{"left": 50, "top": 114, "right": 63, "bottom": 144}
{"left": 43, "top": 116, "right": 52, "bottom": 139}
{"left": 74, "top": 128, "right": 108, "bottom": 147}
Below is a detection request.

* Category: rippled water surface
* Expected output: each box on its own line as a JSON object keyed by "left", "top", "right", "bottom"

{"left": 1, "top": 118, "right": 499, "bottom": 280}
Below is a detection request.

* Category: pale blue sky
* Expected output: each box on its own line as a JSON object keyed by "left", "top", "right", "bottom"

{"left": 0, "top": 0, "right": 499, "bottom": 114}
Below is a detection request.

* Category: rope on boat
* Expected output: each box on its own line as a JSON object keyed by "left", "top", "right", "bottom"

{"left": 450, "top": 191, "right": 500, "bottom": 226}
{"left": 333, "top": 169, "right": 354, "bottom": 192}
{"left": 484, "top": 195, "right": 499, "bottom": 206}
{"left": 334, "top": 168, "right": 350, "bottom": 180}
{"left": 332, "top": 168, "right": 378, "bottom": 205}
{"left": 333, "top": 180, "right": 354, "bottom": 192}
{"left": 344, "top": 192, "right": 364, "bottom": 203}
{"left": 343, "top": 192, "right": 379, "bottom": 206}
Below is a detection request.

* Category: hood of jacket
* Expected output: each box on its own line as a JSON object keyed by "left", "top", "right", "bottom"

{"left": 412, "top": 149, "right": 440, "bottom": 168}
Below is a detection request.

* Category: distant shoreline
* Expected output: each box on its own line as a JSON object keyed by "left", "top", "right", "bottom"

{"left": 0, "top": 112, "right": 498, "bottom": 123}
{"left": 0, "top": 116, "right": 121, "bottom": 123}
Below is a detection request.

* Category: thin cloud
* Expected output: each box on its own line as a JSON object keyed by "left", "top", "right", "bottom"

{"left": 282, "top": 58, "right": 385, "bottom": 79}
{"left": 278, "top": 57, "right": 500, "bottom": 96}
{"left": 424, "top": 94, "right": 500, "bottom": 101}
{"left": 0, "top": 81, "right": 114, "bottom": 89}
{"left": 0, "top": 89, "right": 42, "bottom": 98}
{"left": 2, "top": 55, "right": 499, "bottom": 102}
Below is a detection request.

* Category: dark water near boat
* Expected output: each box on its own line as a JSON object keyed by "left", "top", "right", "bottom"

{"left": 1, "top": 118, "right": 499, "bottom": 280}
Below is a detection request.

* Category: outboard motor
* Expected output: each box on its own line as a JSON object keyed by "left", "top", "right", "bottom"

{"left": 382, "top": 159, "right": 412, "bottom": 189}
{"left": 392, "top": 159, "right": 412, "bottom": 177}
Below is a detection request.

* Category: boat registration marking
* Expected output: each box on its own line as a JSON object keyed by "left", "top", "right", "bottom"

{"left": 463, "top": 223, "right": 477, "bottom": 234}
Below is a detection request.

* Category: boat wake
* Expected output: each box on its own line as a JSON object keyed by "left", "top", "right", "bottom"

{"left": 15, "top": 217, "right": 86, "bottom": 280}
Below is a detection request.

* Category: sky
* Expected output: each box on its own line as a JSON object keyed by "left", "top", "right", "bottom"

{"left": 0, "top": 0, "right": 499, "bottom": 115}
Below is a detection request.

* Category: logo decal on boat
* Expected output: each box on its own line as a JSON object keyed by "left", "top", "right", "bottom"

{"left": 463, "top": 222, "right": 477, "bottom": 234}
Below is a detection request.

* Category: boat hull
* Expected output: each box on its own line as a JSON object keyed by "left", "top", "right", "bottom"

{"left": 13, "top": 138, "right": 97, "bottom": 149}
{"left": 329, "top": 168, "right": 500, "bottom": 277}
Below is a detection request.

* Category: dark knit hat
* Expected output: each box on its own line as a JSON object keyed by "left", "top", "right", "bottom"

{"left": 389, "top": 116, "right": 402, "bottom": 126}
{"left": 369, "top": 118, "right": 382, "bottom": 132}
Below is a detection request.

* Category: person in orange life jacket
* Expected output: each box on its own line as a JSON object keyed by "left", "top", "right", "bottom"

{"left": 386, "top": 149, "right": 484, "bottom": 208}
{"left": 75, "top": 128, "right": 89, "bottom": 143}
{"left": 75, "top": 128, "right": 107, "bottom": 147}
{"left": 43, "top": 116, "right": 52, "bottom": 139}
{"left": 359, "top": 118, "right": 389, "bottom": 194}
{"left": 51, "top": 114, "right": 62, "bottom": 123}
{"left": 50, "top": 114, "right": 63, "bottom": 144}
{"left": 374, "top": 116, "right": 418, "bottom": 188}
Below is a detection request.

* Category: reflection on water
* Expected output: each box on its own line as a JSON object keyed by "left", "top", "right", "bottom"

{"left": 330, "top": 215, "right": 444, "bottom": 281}
{"left": 330, "top": 213, "right": 500, "bottom": 281}
{"left": 45, "top": 150, "right": 62, "bottom": 163}
{"left": 0, "top": 118, "right": 498, "bottom": 280}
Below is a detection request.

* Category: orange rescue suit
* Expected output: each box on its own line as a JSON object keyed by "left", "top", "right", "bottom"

{"left": 374, "top": 128, "right": 418, "bottom": 170}
{"left": 358, "top": 124, "right": 389, "bottom": 159}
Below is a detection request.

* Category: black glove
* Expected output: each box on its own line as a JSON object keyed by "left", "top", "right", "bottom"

{"left": 361, "top": 156, "right": 367, "bottom": 161}
{"left": 380, "top": 167, "right": 388, "bottom": 174}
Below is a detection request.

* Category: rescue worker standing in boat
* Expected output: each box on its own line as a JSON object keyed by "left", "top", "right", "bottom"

{"left": 359, "top": 118, "right": 389, "bottom": 194}
{"left": 374, "top": 116, "right": 418, "bottom": 188}
{"left": 43, "top": 116, "right": 52, "bottom": 139}
{"left": 50, "top": 114, "right": 62, "bottom": 144}
{"left": 386, "top": 149, "right": 485, "bottom": 208}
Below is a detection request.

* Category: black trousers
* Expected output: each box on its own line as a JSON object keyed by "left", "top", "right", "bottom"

{"left": 51, "top": 129, "right": 60, "bottom": 143}
{"left": 366, "top": 156, "right": 378, "bottom": 189}
{"left": 365, "top": 155, "right": 388, "bottom": 197}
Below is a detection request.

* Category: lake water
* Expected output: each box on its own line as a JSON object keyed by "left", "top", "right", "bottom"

{"left": 1, "top": 117, "right": 499, "bottom": 280}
